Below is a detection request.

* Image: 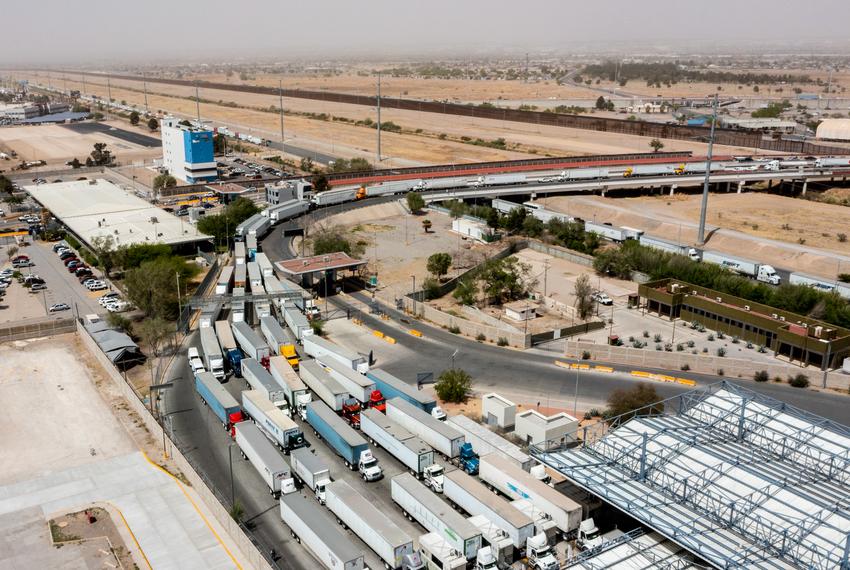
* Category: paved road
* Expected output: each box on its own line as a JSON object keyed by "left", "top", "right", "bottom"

{"left": 61, "top": 122, "right": 161, "bottom": 148}
{"left": 20, "top": 241, "right": 104, "bottom": 316}
{"left": 264, "top": 139, "right": 337, "bottom": 166}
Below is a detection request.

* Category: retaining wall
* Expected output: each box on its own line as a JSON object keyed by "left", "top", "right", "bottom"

{"left": 0, "top": 316, "right": 76, "bottom": 342}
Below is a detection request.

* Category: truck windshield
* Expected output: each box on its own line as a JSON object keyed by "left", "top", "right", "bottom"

{"left": 536, "top": 545, "right": 552, "bottom": 557}
{"left": 430, "top": 467, "right": 443, "bottom": 477}
{"left": 362, "top": 458, "right": 378, "bottom": 469}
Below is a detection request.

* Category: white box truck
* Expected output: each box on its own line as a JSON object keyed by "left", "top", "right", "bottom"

{"left": 290, "top": 448, "right": 331, "bottom": 504}
{"left": 231, "top": 321, "right": 270, "bottom": 361}
{"left": 446, "top": 415, "right": 533, "bottom": 472}
{"left": 443, "top": 469, "right": 534, "bottom": 549}
{"left": 303, "top": 334, "right": 368, "bottom": 373}
{"left": 234, "top": 421, "right": 294, "bottom": 498}
{"left": 282, "top": 301, "right": 313, "bottom": 342}
{"left": 317, "top": 356, "right": 376, "bottom": 404}
{"left": 391, "top": 473, "right": 482, "bottom": 561}
{"left": 417, "top": 533, "right": 466, "bottom": 570}
{"left": 241, "top": 358, "right": 288, "bottom": 409}
{"left": 241, "top": 390, "right": 306, "bottom": 454}
{"left": 199, "top": 326, "right": 225, "bottom": 380}
{"left": 299, "top": 360, "right": 347, "bottom": 412}
{"left": 479, "top": 455, "right": 582, "bottom": 537}
{"left": 361, "top": 409, "right": 434, "bottom": 477}
{"left": 701, "top": 250, "right": 780, "bottom": 284}
{"left": 638, "top": 234, "right": 700, "bottom": 260}
{"left": 326, "top": 480, "right": 416, "bottom": 570}
{"left": 387, "top": 398, "right": 464, "bottom": 458}
{"left": 279, "top": 491, "right": 365, "bottom": 570}
{"left": 269, "top": 355, "right": 311, "bottom": 416}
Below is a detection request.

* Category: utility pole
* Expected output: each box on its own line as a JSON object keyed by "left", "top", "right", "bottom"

{"left": 525, "top": 53, "right": 529, "bottom": 83}
{"left": 278, "top": 80, "right": 286, "bottom": 160}
{"left": 195, "top": 82, "right": 201, "bottom": 124}
{"left": 81, "top": 73, "right": 86, "bottom": 97}
{"left": 62, "top": 73, "right": 67, "bottom": 95}
{"left": 106, "top": 75, "right": 112, "bottom": 120}
{"left": 376, "top": 72, "right": 382, "bottom": 164}
{"left": 697, "top": 94, "right": 718, "bottom": 245}
{"left": 143, "top": 72, "right": 149, "bottom": 114}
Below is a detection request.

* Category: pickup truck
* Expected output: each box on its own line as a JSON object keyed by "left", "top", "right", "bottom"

{"left": 188, "top": 347, "right": 206, "bottom": 374}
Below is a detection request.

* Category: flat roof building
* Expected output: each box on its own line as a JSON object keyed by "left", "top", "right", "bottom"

{"left": 639, "top": 278, "right": 850, "bottom": 369}
{"left": 161, "top": 117, "right": 217, "bottom": 183}
{"left": 515, "top": 409, "right": 578, "bottom": 447}
{"left": 25, "top": 179, "right": 210, "bottom": 251}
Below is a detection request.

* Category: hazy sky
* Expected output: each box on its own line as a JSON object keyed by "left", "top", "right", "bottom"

{"left": 2, "top": 0, "right": 849, "bottom": 65}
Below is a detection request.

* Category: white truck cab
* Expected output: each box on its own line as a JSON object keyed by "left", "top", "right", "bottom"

{"left": 423, "top": 464, "right": 444, "bottom": 493}
{"left": 358, "top": 450, "right": 383, "bottom": 482}
{"left": 757, "top": 264, "right": 781, "bottom": 285}
{"left": 475, "top": 546, "right": 497, "bottom": 569}
{"left": 530, "top": 464, "right": 552, "bottom": 486}
{"left": 296, "top": 393, "right": 312, "bottom": 422}
{"left": 526, "top": 534, "right": 559, "bottom": 570}
{"left": 431, "top": 406, "right": 446, "bottom": 421}
{"left": 577, "top": 518, "right": 602, "bottom": 550}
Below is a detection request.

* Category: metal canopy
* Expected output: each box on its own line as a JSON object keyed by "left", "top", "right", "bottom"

{"left": 532, "top": 382, "right": 850, "bottom": 570}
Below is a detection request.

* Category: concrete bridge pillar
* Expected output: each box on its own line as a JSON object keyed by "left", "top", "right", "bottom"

{"left": 737, "top": 181, "right": 744, "bottom": 194}
{"left": 801, "top": 180, "right": 808, "bottom": 196}
{"left": 669, "top": 185, "right": 677, "bottom": 196}
{"left": 726, "top": 181, "right": 731, "bottom": 193}
{"left": 530, "top": 192, "right": 537, "bottom": 200}
{"left": 600, "top": 186, "right": 607, "bottom": 197}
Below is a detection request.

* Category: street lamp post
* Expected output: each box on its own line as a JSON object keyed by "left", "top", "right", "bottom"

{"left": 411, "top": 275, "right": 416, "bottom": 315}
{"left": 228, "top": 443, "right": 235, "bottom": 507}
{"left": 573, "top": 366, "right": 580, "bottom": 418}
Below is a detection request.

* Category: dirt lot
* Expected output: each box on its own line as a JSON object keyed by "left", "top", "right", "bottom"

{"left": 543, "top": 192, "right": 850, "bottom": 278}
{"left": 0, "top": 121, "right": 160, "bottom": 167}
{"left": 48, "top": 507, "right": 134, "bottom": 569}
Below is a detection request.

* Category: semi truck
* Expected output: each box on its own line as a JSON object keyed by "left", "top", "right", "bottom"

{"left": 241, "top": 390, "right": 306, "bottom": 454}
{"left": 194, "top": 371, "right": 242, "bottom": 434}
{"left": 326, "top": 480, "right": 418, "bottom": 570}
{"left": 790, "top": 272, "right": 850, "bottom": 299}
{"left": 391, "top": 473, "right": 482, "bottom": 561}
{"left": 247, "top": 261, "right": 263, "bottom": 291}
{"left": 469, "top": 173, "right": 527, "bottom": 188}
{"left": 260, "top": 316, "right": 299, "bottom": 368}
{"left": 700, "top": 250, "right": 781, "bottom": 284}
{"left": 318, "top": 356, "right": 384, "bottom": 410}
{"left": 638, "top": 234, "right": 700, "bottom": 260}
{"left": 268, "top": 356, "right": 312, "bottom": 419}
{"left": 525, "top": 534, "right": 559, "bottom": 570}
{"left": 198, "top": 304, "right": 220, "bottom": 329}
{"left": 443, "top": 469, "right": 534, "bottom": 550}
{"left": 417, "top": 533, "right": 466, "bottom": 570}
{"left": 231, "top": 321, "right": 271, "bottom": 363}
{"left": 479, "top": 455, "right": 582, "bottom": 537}
{"left": 245, "top": 235, "right": 257, "bottom": 261}
{"left": 279, "top": 491, "right": 365, "bottom": 570}
{"left": 290, "top": 448, "right": 331, "bottom": 504}
{"left": 234, "top": 264, "right": 247, "bottom": 289}
{"left": 267, "top": 200, "right": 310, "bottom": 222}
{"left": 584, "top": 221, "right": 643, "bottom": 242}
{"left": 299, "top": 360, "right": 348, "bottom": 412}
{"left": 216, "top": 265, "right": 234, "bottom": 295}
{"left": 387, "top": 398, "right": 464, "bottom": 459}
{"left": 199, "top": 327, "right": 226, "bottom": 380}
{"left": 511, "top": 499, "right": 558, "bottom": 543}
{"left": 467, "top": 516, "right": 512, "bottom": 568}
{"left": 312, "top": 187, "right": 359, "bottom": 206}
{"left": 366, "top": 369, "right": 437, "bottom": 413}
{"left": 446, "top": 415, "right": 533, "bottom": 472}
{"left": 241, "top": 358, "right": 288, "bottom": 409}
{"left": 214, "top": 320, "right": 243, "bottom": 377}
{"left": 231, "top": 287, "right": 246, "bottom": 323}
{"left": 303, "top": 335, "right": 368, "bottom": 373}
{"left": 234, "top": 241, "right": 246, "bottom": 264}
{"left": 305, "top": 401, "right": 382, "bottom": 480}
{"left": 361, "top": 409, "right": 435, "bottom": 478}
{"left": 234, "top": 421, "right": 295, "bottom": 497}
{"left": 282, "top": 301, "right": 313, "bottom": 342}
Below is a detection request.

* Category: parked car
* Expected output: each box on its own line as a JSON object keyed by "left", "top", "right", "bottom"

{"left": 59, "top": 252, "right": 76, "bottom": 261}
{"left": 30, "top": 283, "right": 47, "bottom": 292}
{"left": 13, "top": 259, "right": 33, "bottom": 268}
{"left": 591, "top": 291, "right": 613, "bottom": 305}
{"left": 87, "top": 281, "right": 108, "bottom": 291}
{"left": 99, "top": 292, "right": 120, "bottom": 305}
{"left": 64, "top": 258, "right": 80, "bottom": 267}
{"left": 49, "top": 303, "right": 70, "bottom": 313}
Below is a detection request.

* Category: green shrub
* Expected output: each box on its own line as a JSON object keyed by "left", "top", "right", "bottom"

{"left": 476, "top": 333, "right": 486, "bottom": 342}
{"left": 681, "top": 363, "right": 690, "bottom": 371}
{"left": 676, "top": 343, "right": 684, "bottom": 352}
{"left": 717, "top": 347, "right": 726, "bottom": 357}
{"left": 497, "top": 337, "right": 509, "bottom": 347}
{"left": 448, "top": 325, "right": 461, "bottom": 334}
{"left": 434, "top": 369, "right": 472, "bottom": 403}
{"left": 717, "top": 368, "right": 725, "bottom": 376}
{"left": 716, "top": 331, "right": 725, "bottom": 339}
{"left": 754, "top": 370, "right": 769, "bottom": 382}
{"left": 788, "top": 374, "right": 809, "bottom": 388}
{"left": 686, "top": 340, "right": 695, "bottom": 348}
{"left": 642, "top": 330, "right": 650, "bottom": 338}
{"left": 65, "top": 234, "right": 82, "bottom": 250}
{"left": 653, "top": 333, "right": 662, "bottom": 342}
{"left": 581, "top": 350, "right": 591, "bottom": 360}
{"left": 707, "top": 334, "right": 715, "bottom": 341}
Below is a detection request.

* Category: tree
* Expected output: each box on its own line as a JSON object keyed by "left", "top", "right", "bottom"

{"left": 300, "top": 157, "right": 314, "bottom": 172}
{"left": 106, "top": 312, "right": 132, "bottom": 333}
{"left": 197, "top": 197, "right": 260, "bottom": 244}
{"left": 595, "top": 96, "right": 607, "bottom": 110}
{"left": 312, "top": 173, "right": 330, "bottom": 193}
{"left": 69, "top": 157, "right": 82, "bottom": 169}
{"left": 605, "top": 383, "right": 664, "bottom": 420}
{"left": 129, "top": 111, "right": 140, "bottom": 126}
{"left": 453, "top": 278, "right": 477, "bottom": 306}
{"left": 478, "top": 257, "right": 533, "bottom": 305}
{"left": 649, "top": 138, "right": 664, "bottom": 153}
{"left": 501, "top": 207, "right": 527, "bottom": 234}
{"left": 90, "top": 235, "right": 117, "bottom": 277}
{"left": 434, "top": 368, "right": 472, "bottom": 403}
{"left": 421, "top": 219, "right": 432, "bottom": 233}
{"left": 213, "top": 133, "right": 226, "bottom": 155}
{"left": 313, "top": 227, "right": 353, "bottom": 256}
{"left": 0, "top": 175, "right": 13, "bottom": 194}
{"left": 147, "top": 117, "right": 159, "bottom": 131}
{"left": 574, "top": 273, "right": 595, "bottom": 320}
{"left": 124, "top": 256, "right": 197, "bottom": 319}
{"left": 422, "top": 277, "right": 441, "bottom": 300}
{"left": 406, "top": 192, "right": 425, "bottom": 214}
{"left": 6, "top": 245, "right": 18, "bottom": 260}
{"left": 89, "top": 142, "right": 115, "bottom": 166}
{"left": 152, "top": 174, "right": 177, "bottom": 191}
{"left": 427, "top": 253, "right": 452, "bottom": 280}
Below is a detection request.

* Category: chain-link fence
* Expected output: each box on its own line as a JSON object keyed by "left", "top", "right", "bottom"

{"left": 0, "top": 316, "right": 76, "bottom": 342}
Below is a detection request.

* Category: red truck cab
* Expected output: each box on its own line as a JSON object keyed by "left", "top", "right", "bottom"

{"left": 228, "top": 412, "right": 244, "bottom": 437}
{"left": 341, "top": 398, "right": 361, "bottom": 429}
{"left": 369, "top": 389, "right": 386, "bottom": 413}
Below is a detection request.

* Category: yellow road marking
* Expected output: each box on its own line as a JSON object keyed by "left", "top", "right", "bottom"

{"left": 109, "top": 501, "right": 153, "bottom": 570}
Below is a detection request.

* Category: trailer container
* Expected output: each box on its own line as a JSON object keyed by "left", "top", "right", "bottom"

{"left": 279, "top": 491, "right": 365, "bottom": 570}
{"left": 327, "top": 480, "right": 415, "bottom": 569}
{"left": 283, "top": 301, "right": 313, "bottom": 342}
{"left": 366, "top": 369, "right": 436, "bottom": 413}
{"left": 194, "top": 371, "right": 242, "bottom": 432}
{"left": 255, "top": 252, "right": 275, "bottom": 278}
{"left": 300, "top": 360, "right": 347, "bottom": 411}
{"left": 231, "top": 321, "right": 270, "bottom": 361}
{"left": 443, "top": 469, "right": 534, "bottom": 549}
{"left": 479, "top": 455, "right": 582, "bottom": 535}
{"left": 241, "top": 390, "right": 305, "bottom": 453}
{"left": 231, "top": 287, "right": 246, "bottom": 323}
{"left": 624, "top": 164, "right": 677, "bottom": 177}
{"left": 446, "top": 415, "right": 533, "bottom": 472}
{"left": 290, "top": 448, "right": 331, "bottom": 504}
{"left": 387, "top": 398, "right": 464, "bottom": 458}
{"left": 789, "top": 272, "right": 850, "bottom": 299}
{"left": 468, "top": 515, "right": 515, "bottom": 567}
{"left": 198, "top": 303, "right": 220, "bottom": 329}
{"left": 303, "top": 335, "right": 368, "bottom": 373}
{"left": 317, "top": 357, "right": 376, "bottom": 404}
{"left": 417, "top": 533, "right": 466, "bottom": 570}
{"left": 584, "top": 221, "right": 642, "bottom": 242}
{"left": 234, "top": 421, "right": 294, "bottom": 497}
{"left": 236, "top": 214, "right": 263, "bottom": 238}
{"left": 268, "top": 200, "right": 310, "bottom": 222}
{"left": 701, "top": 250, "right": 780, "bottom": 284}
{"left": 391, "top": 473, "right": 482, "bottom": 560}
{"left": 215, "top": 320, "right": 243, "bottom": 376}
{"left": 638, "top": 234, "right": 699, "bottom": 259}
{"left": 241, "top": 358, "right": 288, "bottom": 408}
{"left": 364, "top": 179, "right": 423, "bottom": 197}
{"left": 269, "top": 356, "right": 310, "bottom": 411}
{"left": 260, "top": 316, "right": 292, "bottom": 355}
{"left": 565, "top": 167, "right": 608, "bottom": 181}
{"left": 471, "top": 173, "right": 527, "bottom": 187}
{"left": 361, "top": 409, "right": 434, "bottom": 477}
{"left": 199, "top": 326, "right": 226, "bottom": 380}
{"left": 252, "top": 282, "right": 271, "bottom": 322}
{"left": 234, "top": 241, "right": 246, "bottom": 264}
{"left": 234, "top": 264, "right": 247, "bottom": 288}
{"left": 511, "top": 499, "right": 558, "bottom": 543}
{"left": 246, "top": 261, "right": 262, "bottom": 291}
{"left": 245, "top": 235, "right": 257, "bottom": 261}
{"left": 816, "top": 157, "right": 850, "bottom": 168}
{"left": 420, "top": 177, "right": 467, "bottom": 191}
{"left": 305, "top": 401, "right": 371, "bottom": 471}
{"left": 312, "top": 187, "right": 358, "bottom": 206}
{"left": 215, "top": 265, "right": 234, "bottom": 295}
{"left": 248, "top": 216, "right": 271, "bottom": 239}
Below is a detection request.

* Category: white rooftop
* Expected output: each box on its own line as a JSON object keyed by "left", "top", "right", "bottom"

{"left": 517, "top": 409, "right": 578, "bottom": 427}
{"left": 25, "top": 179, "right": 210, "bottom": 248}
